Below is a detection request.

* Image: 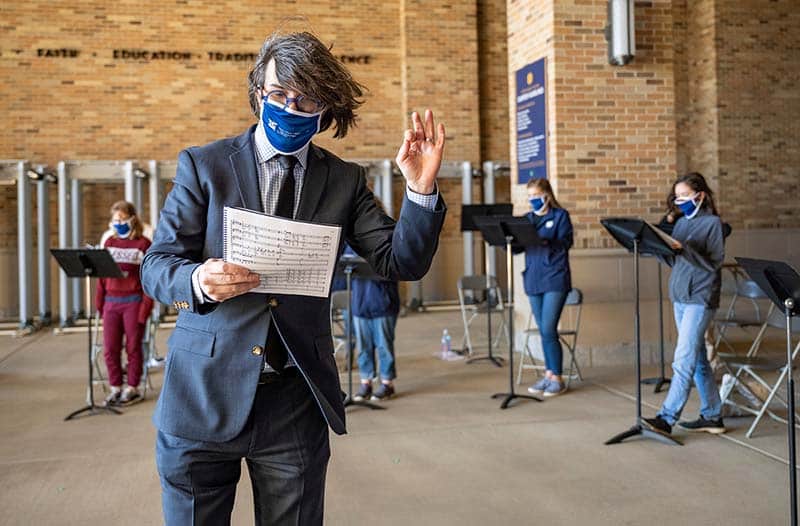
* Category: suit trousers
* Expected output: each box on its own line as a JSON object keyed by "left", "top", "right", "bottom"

{"left": 156, "top": 373, "right": 330, "bottom": 525}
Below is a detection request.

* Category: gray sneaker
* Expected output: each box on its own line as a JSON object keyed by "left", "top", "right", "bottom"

{"left": 353, "top": 383, "right": 372, "bottom": 402}
{"left": 543, "top": 380, "right": 567, "bottom": 398}
{"left": 527, "top": 377, "right": 550, "bottom": 395}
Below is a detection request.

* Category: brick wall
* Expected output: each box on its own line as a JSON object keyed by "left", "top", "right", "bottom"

{"left": 0, "top": 0, "right": 482, "bottom": 251}
{"left": 680, "top": 0, "right": 720, "bottom": 192}
{"left": 715, "top": 0, "right": 800, "bottom": 229}
{"left": 508, "top": 0, "right": 678, "bottom": 249}
{"left": 478, "top": 0, "right": 511, "bottom": 163}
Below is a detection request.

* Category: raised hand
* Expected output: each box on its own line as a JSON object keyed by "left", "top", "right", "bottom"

{"left": 395, "top": 109, "right": 445, "bottom": 195}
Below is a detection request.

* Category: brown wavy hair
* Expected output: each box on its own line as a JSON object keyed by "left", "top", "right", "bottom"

{"left": 526, "top": 178, "right": 563, "bottom": 209}
{"left": 248, "top": 31, "right": 365, "bottom": 139}
{"left": 109, "top": 201, "right": 144, "bottom": 239}
{"left": 669, "top": 172, "right": 719, "bottom": 216}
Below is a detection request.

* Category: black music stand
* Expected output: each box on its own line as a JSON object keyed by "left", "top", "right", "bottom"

{"left": 336, "top": 254, "right": 385, "bottom": 411}
{"left": 474, "top": 215, "right": 543, "bottom": 409}
{"left": 736, "top": 257, "right": 800, "bottom": 526}
{"left": 51, "top": 248, "right": 123, "bottom": 421}
{"left": 461, "top": 204, "right": 513, "bottom": 366}
{"left": 600, "top": 218, "right": 681, "bottom": 446}
{"left": 641, "top": 259, "right": 671, "bottom": 393}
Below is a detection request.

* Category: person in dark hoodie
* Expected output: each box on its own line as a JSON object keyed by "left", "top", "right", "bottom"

{"left": 348, "top": 200, "right": 402, "bottom": 402}
{"left": 645, "top": 172, "right": 727, "bottom": 436}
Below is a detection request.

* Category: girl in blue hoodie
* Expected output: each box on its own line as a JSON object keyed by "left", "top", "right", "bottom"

{"left": 522, "top": 178, "right": 574, "bottom": 398}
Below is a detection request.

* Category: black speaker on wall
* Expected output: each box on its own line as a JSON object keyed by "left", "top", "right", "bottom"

{"left": 605, "top": 0, "right": 636, "bottom": 66}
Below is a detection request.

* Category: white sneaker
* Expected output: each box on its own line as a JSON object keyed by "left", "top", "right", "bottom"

{"left": 527, "top": 377, "right": 550, "bottom": 395}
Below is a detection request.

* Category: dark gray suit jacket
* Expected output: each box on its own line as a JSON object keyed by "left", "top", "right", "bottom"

{"left": 141, "top": 125, "right": 445, "bottom": 442}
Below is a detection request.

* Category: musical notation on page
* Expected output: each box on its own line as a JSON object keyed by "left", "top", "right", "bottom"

{"left": 223, "top": 206, "right": 342, "bottom": 297}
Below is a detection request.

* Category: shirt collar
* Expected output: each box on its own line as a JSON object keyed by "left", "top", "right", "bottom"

{"left": 253, "top": 120, "right": 310, "bottom": 170}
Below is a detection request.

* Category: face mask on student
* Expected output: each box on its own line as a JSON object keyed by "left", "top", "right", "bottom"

{"left": 529, "top": 196, "right": 547, "bottom": 215}
{"left": 112, "top": 220, "right": 132, "bottom": 238}
{"left": 261, "top": 97, "right": 322, "bottom": 155}
{"left": 675, "top": 193, "right": 703, "bottom": 219}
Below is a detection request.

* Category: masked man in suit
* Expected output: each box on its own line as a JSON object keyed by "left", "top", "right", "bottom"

{"left": 141, "top": 31, "right": 446, "bottom": 525}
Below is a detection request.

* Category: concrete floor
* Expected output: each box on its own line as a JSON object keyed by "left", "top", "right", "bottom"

{"left": 0, "top": 308, "right": 795, "bottom": 525}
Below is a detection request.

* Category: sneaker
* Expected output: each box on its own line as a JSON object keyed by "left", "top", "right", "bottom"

{"left": 643, "top": 416, "right": 673, "bottom": 436}
{"left": 678, "top": 417, "right": 726, "bottom": 434}
{"left": 353, "top": 383, "right": 372, "bottom": 402}
{"left": 528, "top": 377, "right": 550, "bottom": 396}
{"left": 371, "top": 383, "right": 395, "bottom": 401}
{"left": 104, "top": 389, "right": 121, "bottom": 407}
{"left": 543, "top": 380, "right": 566, "bottom": 398}
{"left": 119, "top": 387, "right": 142, "bottom": 406}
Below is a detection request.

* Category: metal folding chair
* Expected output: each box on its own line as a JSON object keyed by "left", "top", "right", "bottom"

{"left": 713, "top": 266, "right": 773, "bottom": 353}
{"left": 518, "top": 288, "right": 583, "bottom": 388}
{"left": 718, "top": 308, "right": 800, "bottom": 438}
{"left": 457, "top": 275, "right": 508, "bottom": 356}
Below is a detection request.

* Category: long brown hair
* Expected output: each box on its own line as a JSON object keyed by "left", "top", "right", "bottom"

{"left": 248, "top": 31, "right": 366, "bottom": 139}
{"left": 526, "top": 178, "right": 563, "bottom": 209}
{"left": 109, "top": 200, "right": 144, "bottom": 239}
{"left": 669, "top": 172, "right": 719, "bottom": 216}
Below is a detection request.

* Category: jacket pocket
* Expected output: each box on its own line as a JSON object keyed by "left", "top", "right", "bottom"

{"left": 167, "top": 326, "right": 216, "bottom": 357}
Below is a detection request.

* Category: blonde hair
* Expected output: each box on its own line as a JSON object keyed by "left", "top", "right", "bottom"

{"left": 109, "top": 200, "right": 144, "bottom": 239}
{"left": 526, "top": 178, "right": 563, "bottom": 209}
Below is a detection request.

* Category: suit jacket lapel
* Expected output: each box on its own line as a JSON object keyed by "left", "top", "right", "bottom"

{"left": 228, "top": 126, "right": 262, "bottom": 212}
{"left": 296, "top": 143, "right": 328, "bottom": 221}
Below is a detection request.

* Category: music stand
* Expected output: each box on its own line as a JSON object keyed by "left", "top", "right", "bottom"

{"left": 474, "top": 215, "right": 543, "bottom": 409}
{"left": 461, "top": 204, "right": 513, "bottom": 366}
{"left": 736, "top": 257, "right": 800, "bottom": 526}
{"left": 51, "top": 248, "right": 123, "bottom": 421}
{"left": 641, "top": 259, "right": 671, "bottom": 393}
{"left": 600, "top": 218, "right": 682, "bottom": 446}
{"left": 335, "top": 253, "right": 385, "bottom": 411}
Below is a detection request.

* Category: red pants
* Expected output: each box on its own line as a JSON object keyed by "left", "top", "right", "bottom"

{"left": 103, "top": 301, "right": 144, "bottom": 388}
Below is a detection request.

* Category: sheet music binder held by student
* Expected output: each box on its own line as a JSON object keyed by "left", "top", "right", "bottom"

{"left": 519, "top": 178, "right": 574, "bottom": 398}
{"left": 141, "top": 31, "right": 446, "bottom": 525}
{"left": 643, "top": 172, "right": 728, "bottom": 438}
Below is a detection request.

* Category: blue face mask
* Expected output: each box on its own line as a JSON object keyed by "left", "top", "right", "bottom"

{"left": 261, "top": 98, "right": 322, "bottom": 155}
{"left": 675, "top": 193, "right": 703, "bottom": 219}
{"left": 529, "top": 197, "right": 546, "bottom": 213}
{"left": 112, "top": 220, "right": 131, "bottom": 238}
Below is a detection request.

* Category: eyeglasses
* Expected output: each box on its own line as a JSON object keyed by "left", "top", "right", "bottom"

{"left": 262, "top": 88, "right": 324, "bottom": 114}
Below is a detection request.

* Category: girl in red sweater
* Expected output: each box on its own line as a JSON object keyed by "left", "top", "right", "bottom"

{"left": 96, "top": 201, "right": 153, "bottom": 406}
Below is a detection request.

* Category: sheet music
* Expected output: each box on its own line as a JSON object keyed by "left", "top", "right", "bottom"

{"left": 646, "top": 221, "right": 679, "bottom": 248}
{"left": 223, "top": 206, "right": 341, "bottom": 297}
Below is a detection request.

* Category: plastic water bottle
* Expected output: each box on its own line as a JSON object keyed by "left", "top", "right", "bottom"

{"left": 441, "top": 329, "right": 452, "bottom": 358}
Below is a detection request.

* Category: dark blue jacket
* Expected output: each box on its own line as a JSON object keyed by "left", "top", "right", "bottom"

{"left": 352, "top": 278, "right": 400, "bottom": 319}
{"left": 141, "top": 126, "right": 446, "bottom": 440}
{"left": 522, "top": 207, "right": 573, "bottom": 295}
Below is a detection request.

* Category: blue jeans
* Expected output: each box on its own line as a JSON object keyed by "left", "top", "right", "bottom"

{"left": 528, "top": 291, "right": 568, "bottom": 376}
{"left": 658, "top": 302, "right": 721, "bottom": 425}
{"left": 354, "top": 315, "right": 397, "bottom": 381}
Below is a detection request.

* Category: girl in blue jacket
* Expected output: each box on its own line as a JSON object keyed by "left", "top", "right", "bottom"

{"left": 523, "top": 178, "right": 574, "bottom": 397}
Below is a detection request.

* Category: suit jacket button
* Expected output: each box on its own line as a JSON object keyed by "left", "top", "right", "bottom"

{"left": 252, "top": 345, "right": 263, "bottom": 356}
{"left": 268, "top": 298, "right": 279, "bottom": 308}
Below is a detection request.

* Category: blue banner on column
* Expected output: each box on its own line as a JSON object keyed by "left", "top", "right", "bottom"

{"left": 515, "top": 58, "right": 547, "bottom": 184}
